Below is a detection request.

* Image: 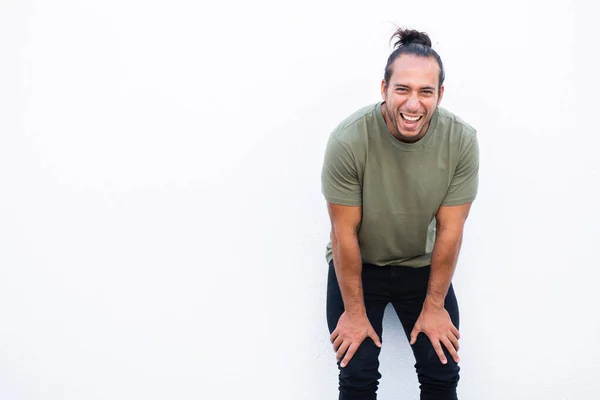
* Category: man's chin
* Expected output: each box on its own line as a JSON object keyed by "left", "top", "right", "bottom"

{"left": 396, "top": 127, "right": 422, "bottom": 141}
{"left": 399, "top": 130, "right": 420, "bottom": 137}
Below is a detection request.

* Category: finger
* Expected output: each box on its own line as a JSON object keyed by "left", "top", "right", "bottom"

{"left": 330, "top": 329, "right": 339, "bottom": 344}
{"left": 368, "top": 329, "right": 382, "bottom": 348}
{"left": 432, "top": 340, "right": 447, "bottom": 364}
{"left": 333, "top": 335, "right": 343, "bottom": 352}
{"left": 451, "top": 325, "right": 460, "bottom": 340}
{"left": 441, "top": 336, "right": 460, "bottom": 363}
{"left": 410, "top": 326, "right": 420, "bottom": 345}
{"left": 336, "top": 341, "right": 350, "bottom": 362}
{"left": 340, "top": 343, "right": 359, "bottom": 368}
{"left": 449, "top": 331, "right": 460, "bottom": 352}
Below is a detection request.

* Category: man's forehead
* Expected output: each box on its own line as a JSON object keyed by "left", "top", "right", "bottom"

{"left": 389, "top": 55, "right": 440, "bottom": 85}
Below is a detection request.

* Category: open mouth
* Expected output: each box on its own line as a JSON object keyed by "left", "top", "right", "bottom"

{"left": 400, "top": 113, "right": 423, "bottom": 123}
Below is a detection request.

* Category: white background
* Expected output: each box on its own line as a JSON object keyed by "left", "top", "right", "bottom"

{"left": 1, "top": 0, "right": 599, "bottom": 399}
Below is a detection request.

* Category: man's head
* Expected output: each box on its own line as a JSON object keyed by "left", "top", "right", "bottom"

{"left": 381, "top": 28, "right": 445, "bottom": 143}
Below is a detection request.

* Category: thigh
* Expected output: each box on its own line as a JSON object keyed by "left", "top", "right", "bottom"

{"left": 391, "top": 273, "right": 460, "bottom": 383}
{"left": 326, "top": 261, "right": 390, "bottom": 391}
{"left": 326, "top": 261, "right": 390, "bottom": 337}
{"left": 389, "top": 266, "right": 460, "bottom": 335}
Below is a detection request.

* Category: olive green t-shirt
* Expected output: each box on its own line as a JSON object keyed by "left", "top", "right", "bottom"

{"left": 321, "top": 102, "right": 479, "bottom": 267}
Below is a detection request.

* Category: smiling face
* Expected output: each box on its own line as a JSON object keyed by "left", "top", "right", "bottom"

{"left": 381, "top": 54, "right": 444, "bottom": 143}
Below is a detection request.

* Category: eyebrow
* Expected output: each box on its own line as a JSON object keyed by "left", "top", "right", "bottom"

{"left": 393, "top": 84, "right": 436, "bottom": 91}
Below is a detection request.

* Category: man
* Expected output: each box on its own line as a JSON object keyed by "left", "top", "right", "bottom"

{"left": 321, "top": 28, "right": 479, "bottom": 400}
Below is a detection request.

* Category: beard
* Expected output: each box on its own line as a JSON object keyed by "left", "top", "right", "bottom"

{"left": 385, "top": 106, "right": 432, "bottom": 143}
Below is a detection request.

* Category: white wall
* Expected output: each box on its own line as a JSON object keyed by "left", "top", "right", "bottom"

{"left": 1, "top": 0, "right": 599, "bottom": 399}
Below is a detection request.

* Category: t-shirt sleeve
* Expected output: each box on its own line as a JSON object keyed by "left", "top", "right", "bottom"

{"left": 441, "top": 133, "right": 479, "bottom": 207}
{"left": 321, "top": 135, "right": 362, "bottom": 206}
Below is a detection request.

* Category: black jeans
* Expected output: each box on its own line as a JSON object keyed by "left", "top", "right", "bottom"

{"left": 326, "top": 261, "right": 460, "bottom": 400}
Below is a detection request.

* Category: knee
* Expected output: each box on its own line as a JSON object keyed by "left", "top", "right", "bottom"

{"left": 338, "top": 341, "right": 381, "bottom": 395}
{"left": 417, "top": 360, "right": 459, "bottom": 382}
{"left": 339, "top": 363, "right": 380, "bottom": 392}
{"left": 414, "top": 337, "right": 460, "bottom": 386}
{"left": 416, "top": 361, "right": 460, "bottom": 397}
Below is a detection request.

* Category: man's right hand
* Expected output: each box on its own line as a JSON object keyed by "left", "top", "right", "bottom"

{"left": 330, "top": 311, "right": 382, "bottom": 368}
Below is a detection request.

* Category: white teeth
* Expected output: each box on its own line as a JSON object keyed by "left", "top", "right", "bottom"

{"left": 402, "top": 114, "right": 421, "bottom": 122}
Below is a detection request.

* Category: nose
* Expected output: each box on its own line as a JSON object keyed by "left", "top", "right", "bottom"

{"left": 406, "top": 94, "right": 420, "bottom": 113}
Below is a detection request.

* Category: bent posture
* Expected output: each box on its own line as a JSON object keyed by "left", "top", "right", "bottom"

{"left": 321, "top": 28, "right": 479, "bottom": 400}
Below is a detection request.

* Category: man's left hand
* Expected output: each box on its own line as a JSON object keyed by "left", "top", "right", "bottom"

{"left": 409, "top": 303, "right": 460, "bottom": 365}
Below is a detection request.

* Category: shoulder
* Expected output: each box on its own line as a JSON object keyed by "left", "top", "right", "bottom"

{"left": 436, "top": 107, "right": 476, "bottom": 135}
{"left": 329, "top": 103, "right": 380, "bottom": 146}
{"left": 434, "top": 107, "right": 477, "bottom": 147}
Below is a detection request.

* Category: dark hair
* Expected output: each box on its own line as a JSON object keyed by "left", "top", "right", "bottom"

{"left": 383, "top": 28, "right": 445, "bottom": 89}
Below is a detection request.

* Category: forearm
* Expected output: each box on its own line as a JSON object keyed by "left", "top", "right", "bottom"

{"left": 331, "top": 232, "right": 365, "bottom": 315}
{"left": 426, "top": 229, "right": 463, "bottom": 308}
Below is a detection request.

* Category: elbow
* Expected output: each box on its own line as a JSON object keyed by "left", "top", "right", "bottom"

{"left": 330, "top": 226, "right": 357, "bottom": 250}
{"left": 330, "top": 229, "right": 340, "bottom": 248}
{"left": 435, "top": 226, "right": 464, "bottom": 248}
{"left": 436, "top": 221, "right": 464, "bottom": 242}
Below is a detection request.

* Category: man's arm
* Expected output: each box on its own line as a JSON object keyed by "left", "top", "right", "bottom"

{"left": 328, "top": 202, "right": 381, "bottom": 368}
{"left": 329, "top": 203, "right": 364, "bottom": 314}
{"left": 427, "top": 202, "right": 472, "bottom": 307}
{"left": 409, "top": 202, "right": 472, "bottom": 364}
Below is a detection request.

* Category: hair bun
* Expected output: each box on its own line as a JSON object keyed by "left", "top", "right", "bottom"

{"left": 391, "top": 28, "right": 432, "bottom": 49}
